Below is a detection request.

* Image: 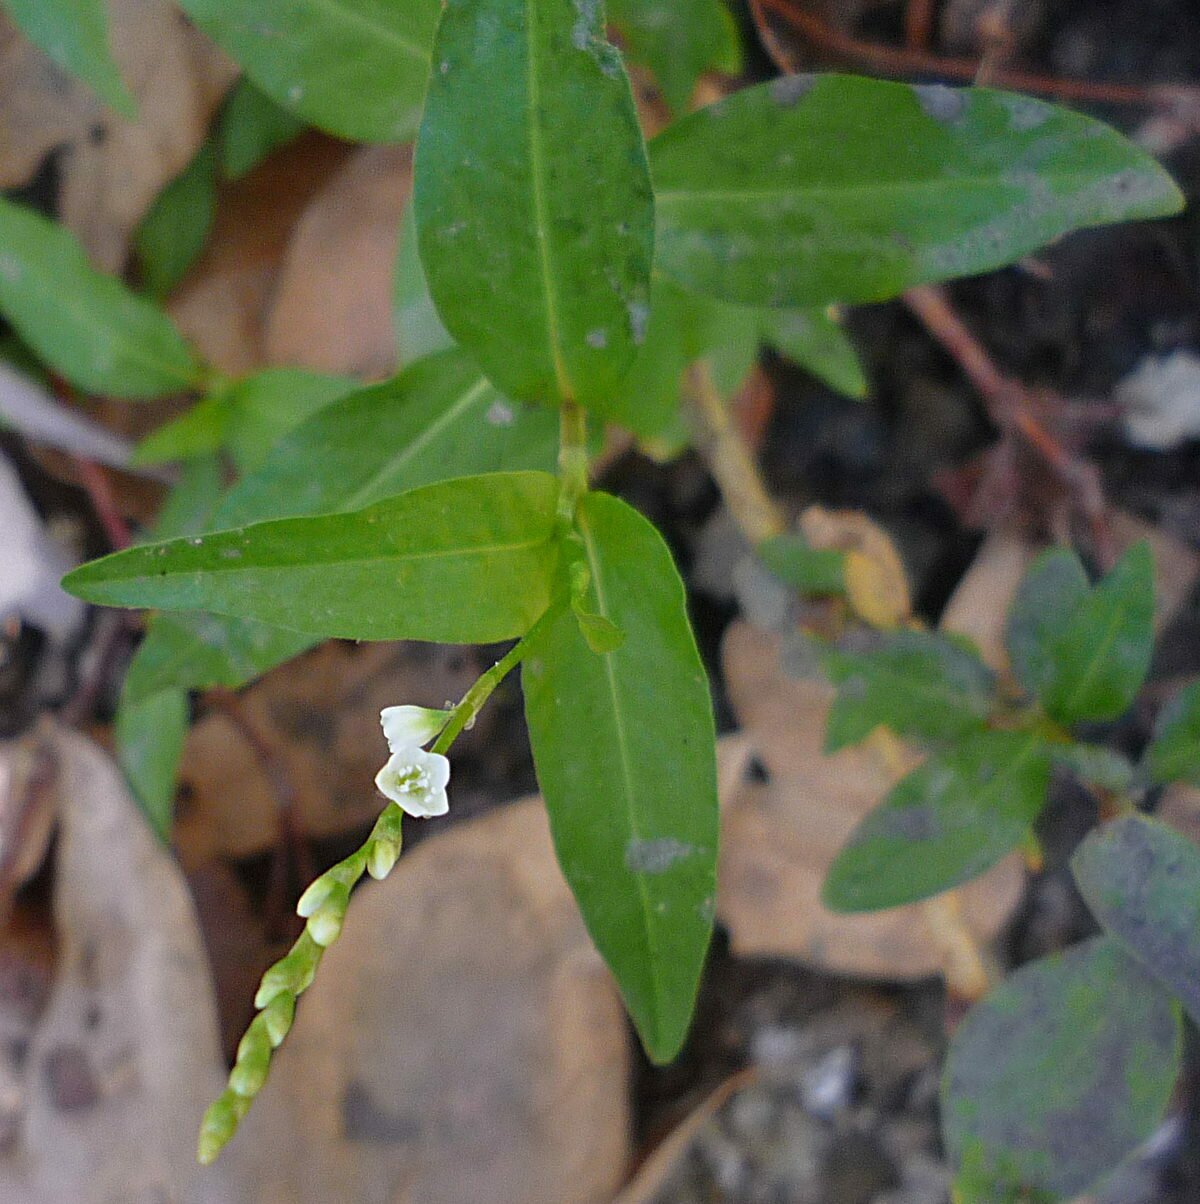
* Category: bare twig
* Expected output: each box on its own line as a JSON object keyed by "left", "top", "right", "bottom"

{"left": 903, "top": 285, "right": 1116, "bottom": 567}
{"left": 749, "top": 0, "right": 1200, "bottom": 111}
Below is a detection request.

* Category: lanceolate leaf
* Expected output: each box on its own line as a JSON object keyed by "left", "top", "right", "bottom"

{"left": 943, "top": 937, "right": 1181, "bottom": 1201}
{"left": 123, "top": 615, "right": 313, "bottom": 705}
{"left": 394, "top": 206, "right": 454, "bottom": 364}
{"left": 823, "top": 730, "right": 1051, "bottom": 912}
{"left": 1005, "top": 546, "right": 1088, "bottom": 698}
{"left": 214, "top": 351, "right": 560, "bottom": 525}
{"left": 650, "top": 74, "right": 1184, "bottom": 307}
{"left": 523, "top": 492, "right": 718, "bottom": 1062}
{"left": 415, "top": 0, "right": 654, "bottom": 407}
{"left": 1073, "top": 815, "right": 1200, "bottom": 1025}
{"left": 1007, "top": 542, "right": 1155, "bottom": 724}
{"left": 175, "top": 0, "right": 440, "bottom": 143}
{"left": 1145, "top": 680, "right": 1200, "bottom": 786}
{"left": 115, "top": 683, "right": 188, "bottom": 839}
{"left": 1, "top": 0, "right": 135, "bottom": 116}
{"left": 124, "top": 353, "right": 562, "bottom": 700}
{"left": 64, "top": 472, "right": 561, "bottom": 644}
{"left": 219, "top": 80, "right": 306, "bottom": 179}
{"left": 135, "top": 142, "right": 217, "bottom": 299}
{"left": 0, "top": 199, "right": 205, "bottom": 398}
{"left": 759, "top": 307, "right": 868, "bottom": 399}
{"left": 607, "top": 0, "right": 741, "bottom": 116}
{"left": 822, "top": 630, "right": 994, "bottom": 752}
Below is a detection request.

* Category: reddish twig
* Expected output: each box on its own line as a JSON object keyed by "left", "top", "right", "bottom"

{"left": 904, "top": 0, "right": 935, "bottom": 51}
{"left": 71, "top": 456, "right": 132, "bottom": 551}
{"left": 904, "top": 285, "right": 1116, "bottom": 566}
{"left": 750, "top": 0, "right": 1198, "bottom": 111}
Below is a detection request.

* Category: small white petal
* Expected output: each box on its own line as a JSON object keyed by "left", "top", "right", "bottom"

{"left": 374, "top": 748, "right": 452, "bottom": 819}
{"left": 380, "top": 705, "right": 450, "bottom": 752}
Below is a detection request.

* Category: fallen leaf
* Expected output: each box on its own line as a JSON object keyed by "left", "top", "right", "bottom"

{"left": 175, "top": 641, "right": 490, "bottom": 866}
{"left": 718, "top": 620, "right": 1023, "bottom": 978}
{"left": 798, "top": 506, "right": 912, "bottom": 628}
{"left": 168, "top": 133, "right": 351, "bottom": 375}
{"left": 263, "top": 144, "right": 412, "bottom": 379}
{"left": 239, "top": 797, "right": 631, "bottom": 1203}
{"left": 0, "top": 0, "right": 235, "bottom": 271}
{"left": 0, "top": 726, "right": 252, "bottom": 1202}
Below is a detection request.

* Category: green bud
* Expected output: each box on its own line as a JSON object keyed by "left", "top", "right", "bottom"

{"left": 371, "top": 803, "right": 405, "bottom": 847}
{"left": 229, "top": 1053, "right": 269, "bottom": 1099}
{"left": 367, "top": 837, "right": 401, "bottom": 881}
{"left": 197, "top": 1091, "right": 241, "bottom": 1164}
{"left": 262, "top": 993, "right": 296, "bottom": 1047}
{"left": 296, "top": 872, "right": 337, "bottom": 918}
{"left": 307, "top": 903, "right": 345, "bottom": 948}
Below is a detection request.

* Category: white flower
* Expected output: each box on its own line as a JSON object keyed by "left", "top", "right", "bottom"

{"left": 374, "top": 745, "right": 450, "bottom": 818}
{"left": 381, "top": 705, "right": 450, "bottom": 752}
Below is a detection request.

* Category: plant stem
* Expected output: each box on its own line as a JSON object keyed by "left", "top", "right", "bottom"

{"left": 684, "top": 362, "right": 785, "bottom": 546}
{"left": 431, "top": 601, "right": 564, "bottom": 756}
{"left": 557, "top": 399, "right": 590, "bottom": 524}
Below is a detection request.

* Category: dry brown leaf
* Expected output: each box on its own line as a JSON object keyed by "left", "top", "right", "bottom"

{"left": 718, "top": 621, "right": 1023, "bottom": 978}
{"left": 168, "top": 133, "right": 351, "bottom": 376}
{"left": 0, "top": 1, "right": 234, "bottom": 270}
{"left": 799, "top": 506, "right": 912, "bottom": 628}
{"left": 175, "top": 641, "right": 492, "bottom": 866}
{"left": 239, "top": 797, "right": 630, "bottom": 1204}
{"left": 0, "top": 727, "right": 252, "bottom": 1202}
{"left": 263, "top": 144, "right": 412, "bottom": 379}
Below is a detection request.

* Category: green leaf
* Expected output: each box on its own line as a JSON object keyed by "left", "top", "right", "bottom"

{"left": 151, "top": 454, "right": 224, "bottom": 541}
{"left": 1005, "top": 546, "right": 1088, "bottom": 697}
{"left": 608, "top": 0, "right": 741, "bottom": 115}
{"left": 943, "top": 936, "right": 1181, "bottom": 1201}
{"left": 823, "top": 730, "right": 1051, "bottom": 912}
{"left": 0, "top": 198, "right": 205, "bottom": 397}
{"left": 1145, "top": 680, "right": 1200, "bottom": 786}
{"left": 124, "top": 614, "right": 313, "bottom": 705}
{"left": 1073, "top": 814, "right": 1200, "bottom": 1025}
{"left": 604, "top": 280, "right": 758, "bottom": 436}
{"left": 219, "top": 80, "right": 306, "bottom": 179}
{"left": 135, "top": 369, "right": 356, "bottom": 471}
{"left": 651, "top": 74, "right": 1184, "bottom": 307}
{"left": 126, "top": 352, "right": 562, "bottom": 700}
{"left": 757, "top": 532, "right": 844, "bottom": 594}
{"left": 1048, "top": 741, "right": 1135, "bottom": 793}
{"left": 64, "top": 472, "right": 562, "bottom": 643}
{"left": 394, "top": 205, "right": 454, "bottom": 364}
{"left": 175, "top": 0, "right": 439, "bottom": 143}
{"left": 114, "top": 455, "right": 224, "bottom": 827}
{"left": 415, "top": 0, "right": 654, "bottom": 408}
{"left": 215, "top": 351, "right": 560, "bottom": 526}
{"left": 523, "top": 492, "right": 718, "bottom": 1061}
{"left": 1007, "top": 543, "right": 1154, "bottom": 724}
{"left": 219, "top": 369, "right": 358, "bottom": 475}
{"left": 759, "top": 307, "right": 868, "bottom": 399}
{"left": 116, "top": 682, "right": 188, "bottom": 839}
{"left": 135, "top": 142, "right": 217, "bottom": 299}
{"left": 0, "top": 0, "right": 135, "bottom": 116}
{"left": 822, "top": 630, "right": 995, "bottom": 752}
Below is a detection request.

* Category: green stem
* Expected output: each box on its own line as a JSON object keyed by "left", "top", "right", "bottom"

{"left": 556, "top": 399, "right": 589, "bottom": 524}
{"left": 432, "top": 600, "right": 565, "bottom": 755}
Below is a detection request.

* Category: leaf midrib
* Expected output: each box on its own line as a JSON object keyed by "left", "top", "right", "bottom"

{"left": 653, "top": 167, "right": 1145, "bottom": 208}
{"left": 1055, "top": 588, "right": 1135, "bottom": 718}
{"left": 524, "top": 0, "right": 571, "bottom": 400}
{"left": 579, "top": 508, "right": 666, "bottom": 1040}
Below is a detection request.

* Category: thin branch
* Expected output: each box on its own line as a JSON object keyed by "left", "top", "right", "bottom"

{"left": 750, "top": 0, "right": 1199, "bottom": 111}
